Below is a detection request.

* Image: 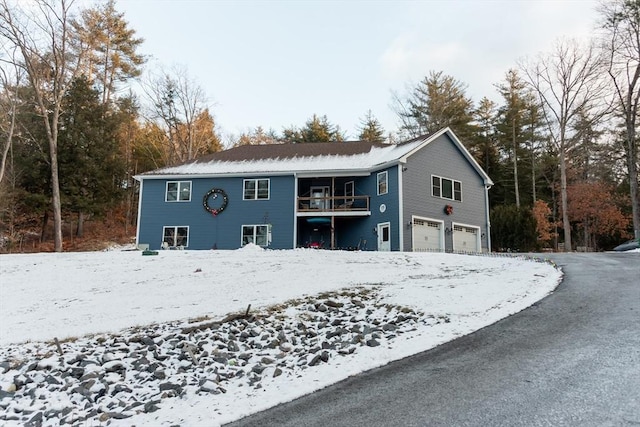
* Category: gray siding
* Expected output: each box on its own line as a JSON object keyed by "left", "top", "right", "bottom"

{"left": 138, "top": 175, "right": 295, "bottom": 250}
{"left": 401, "top": 133, "right": 490, "bottom": 252}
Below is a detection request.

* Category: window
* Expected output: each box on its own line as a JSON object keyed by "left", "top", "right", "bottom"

{"left": 345, "top": 181, "right": 354, "bottom": 202}
{"left": 163, "top": 226, "right": 189, "bottom": 247}
{"left": 377, "top": 171, "right": 388, "bottom": 195}
{"left": 242, "top": 224, "right": 271, "bottom": 247}
{"left": 166, "top": 181, "right": 191, "bottom": 202}
{"left": 432, "top": 175, "right": 462, "bottom": 202}
{"left": 244, "top": 179, "right": 270, "bottom": 200}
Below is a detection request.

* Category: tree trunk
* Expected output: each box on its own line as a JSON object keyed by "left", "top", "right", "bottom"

{"left": 627, "top": 122, "right": 639, "bottom": 240}
{"left": 76, "top": 211, "right": 85, "bottom": 237}
{"left": 559, "top": 148, "right": 572, "bottom": 251}
{"left": 513, "top": 118, "right": 520, "bottom": 208}
{"left": 40, "top": 211, "right": 49, "bottom": 243}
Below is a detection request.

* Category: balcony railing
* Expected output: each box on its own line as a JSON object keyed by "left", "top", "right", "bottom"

{"left": 297, "top": 195, "right": 370, "bottom": 213}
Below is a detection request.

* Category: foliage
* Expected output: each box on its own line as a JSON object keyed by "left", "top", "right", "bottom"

{"left": 532, "top": 200, "right": 555, "bottom": 245}
{"left": 143, "top": 66, "right": 221, "bottom": 164}
{"left": 566, "top": 181, "right": 631, "bottom": 249}
{"left": 520, "top": 38, "right": 609, "bottom": 250}
{"left": 58, "top": 76, "right": 126, "bottom": 219}
{"left": 357, "top": 110, "right": 385, "bottom": 142}
{"left": 394, "top": 71, "right": 476, "bottom": 141}
{"left": 233, "top": 126, "right": 280, "bottom": 146}
{"left": 281, "top": 114, "right": 346, "bottom": 143}
{"left": 599, "top": 0, "right": 640, "bottom": 240}
{"left": 490, "top": 204, "right": 538, "bottom": 252}
{"left": 72, "top": 0, "right": 145, "bottom": 105}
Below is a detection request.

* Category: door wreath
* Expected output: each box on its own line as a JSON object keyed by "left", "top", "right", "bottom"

{"left": 203, "top": 188, "right": 229, "bottom": 216}
{"left": 444, "top": 204, "right": 453, "bottom": 215}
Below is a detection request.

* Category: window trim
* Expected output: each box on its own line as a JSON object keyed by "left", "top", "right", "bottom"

{"left": 241, "top": 224, "right": 272, "bottom": 247}
{"left": 162, "top": 225, "right": 189, "bottom": 248}
{"left": 165, "top": 181, "right": 192, "bottom": 202}
{"left": 377, "top": 171, "right": 388, "bottom": 196}
{"left": 431, "top": 175, "right": 462, "bottom": 202}
{"left": 243, "top": 178, "right": 270, "bottom": 200}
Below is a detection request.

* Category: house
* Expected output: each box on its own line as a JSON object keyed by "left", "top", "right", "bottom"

{"left": 135, "top": 127, "right": 493, "bottom": 252}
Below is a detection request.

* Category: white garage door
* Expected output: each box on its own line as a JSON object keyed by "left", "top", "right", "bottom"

{"left": 453, "top": 224, "right": 480, "bottom": 253}
{"left": 413, "top": 218, "right": 442, "bottom": 252}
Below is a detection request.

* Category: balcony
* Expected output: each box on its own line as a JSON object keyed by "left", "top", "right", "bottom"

{"left": 297, "top": 195, "right": 370, "bottom": 216}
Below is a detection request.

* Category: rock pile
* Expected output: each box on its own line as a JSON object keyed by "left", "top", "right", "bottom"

{"left": 0, "top": 287, "right": 448, "bottom": 426}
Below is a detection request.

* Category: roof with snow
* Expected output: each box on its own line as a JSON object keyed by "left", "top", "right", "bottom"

{"left": 137, "top": 128, "right": 493, "bottom": 185}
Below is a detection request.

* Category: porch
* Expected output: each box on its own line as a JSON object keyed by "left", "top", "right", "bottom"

{"left": 296, "top": 177, "right": 371, "bottom": 249}
{"left": 297, "top": 194, "right": 370, "bottom": 215}
{"left": 296, "top": 177, "right": 370, "bottom": 216}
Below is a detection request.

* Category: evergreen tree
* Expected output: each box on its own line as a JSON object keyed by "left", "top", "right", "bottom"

{"left": 490, "top": 204, "right": 538, "bottom": 252}
{"left": 58, "top": 76, "right": 125, "bottom": 236}
{"left": 496, "top": 69, "right": 527, "bottom": 207}
{"left": 281, "top": 114, "right": 346, "bottom": 143}
{"left": 395, "top": 71, "right": 476, "bottom": 141}
{"left": 357, "top": 110, "right": 385, "bottom": 142}
{"left": 72, "top": 0, "right": 145, "bottom": 106}
{"left": 234, "top": 126, "right": 280, "bottom": 146}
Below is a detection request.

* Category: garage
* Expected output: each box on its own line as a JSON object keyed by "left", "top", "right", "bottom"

{"left": 412, "top": 217, "right": 443, "bottom": 252}
{"left": 453, "top": 224, "right": 480, "bottom": 253}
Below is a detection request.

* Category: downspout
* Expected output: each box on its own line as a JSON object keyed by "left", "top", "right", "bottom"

{"left": 484, "top": 184, "right": 492, "bottom": 253}
{"left": 398, "top": 163, "right": 404, "bottom": 251}
{"left": 135, "top": 177, "right": 144, "bottom": 248}
{"left": 293, "top": 173, "right": 298, "bottom": 249}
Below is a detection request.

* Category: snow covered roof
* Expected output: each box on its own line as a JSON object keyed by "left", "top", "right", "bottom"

{"left": 137, "top": 128, "right": 492, "bottom": 186}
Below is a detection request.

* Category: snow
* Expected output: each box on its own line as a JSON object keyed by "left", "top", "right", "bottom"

{"left": 149, "top": 139, "right": 425, "bottom": 176}
{"left": 0, "top": 247, "right": 562, "bottom": 426}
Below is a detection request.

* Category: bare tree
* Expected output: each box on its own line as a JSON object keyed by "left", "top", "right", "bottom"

{"left": 521, "top": 39, "right": 609, "bottom": 251}
{"left": 0, "top": 58, "right": 22, "bottom": 185}
{"left": 142, "top": 65, "right": 221, "bottom": 165}
{"left": 0, "top": 0, "right": 82, "bottom": 251}
{"left": 600, "top": 0, "right": 640, "bottom": 240}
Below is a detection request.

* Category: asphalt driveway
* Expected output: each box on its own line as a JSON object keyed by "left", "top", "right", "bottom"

{"left": 228, "top": 253, "right": 640, "bottom": 426}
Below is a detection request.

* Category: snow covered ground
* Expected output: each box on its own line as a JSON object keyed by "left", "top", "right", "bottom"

{"left": 0, "top": 246, "right": 562, "bottom": 426}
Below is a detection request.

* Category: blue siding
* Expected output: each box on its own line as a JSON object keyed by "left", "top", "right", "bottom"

{"left": 138, "top": 175, "right": 295, "bottom": 250}
{"left": 339, "top": 166, "right": 401, "bottom": 251}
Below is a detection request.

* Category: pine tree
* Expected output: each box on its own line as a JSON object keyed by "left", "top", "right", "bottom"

{"left": 357, "top": 110, "right": 385, "bottom": 142}
{"left": 495, "top": 69, "right": 530, "bottom": 208}
{"left": 281, "top": 114, "right": 346, "bottom": 143}
{"left": 395, "top": 71, "right": 476, "bottom": 141}
{"left": 58, "top": 76, "right": 126, "bottom": 236}
{"left": 72, "top": 0, "right": 145, "bottom": 106}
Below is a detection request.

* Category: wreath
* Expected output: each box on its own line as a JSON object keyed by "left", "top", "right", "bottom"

{"left": 203, "top": 188, "right": 229, "bottom": 216}
{"left": 444, "top": 204, "right": 453, "bottom": 215}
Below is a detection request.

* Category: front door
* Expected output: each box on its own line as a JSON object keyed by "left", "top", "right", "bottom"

{"left": 310, "top": 186, "right": 330, "bottom": 210}
{"left": 377, "top": 222, "right": 391, "bottom": 251}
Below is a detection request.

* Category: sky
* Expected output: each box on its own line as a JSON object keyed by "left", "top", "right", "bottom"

{"left": 0, "top": 247, "right": 564, "bottom": 425}
{"left": 112, "top": 0, "right": 602, "bottom": 142}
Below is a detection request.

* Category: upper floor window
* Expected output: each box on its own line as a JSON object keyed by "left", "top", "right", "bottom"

{"left": 432, "top": 175, "right": 462, "bottom": 201}
{"left": 166, "top": 181, "right": 191, "bottom": 202}
{"left": 244, "top": 179, "right": 270, "bottom": 200}
{"left": 377, "top": 171, "right": 388, "bottom": 195}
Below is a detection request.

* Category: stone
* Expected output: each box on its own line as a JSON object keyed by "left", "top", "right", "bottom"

{"left": 159, "top": 382, "right": 183, "bottom": 395}
{"left": 252, "top": 364, "right": 266, "bottom": 375}
{"left": 144, "top": 400, "right": 160, "bottom": 413}
{"left": 308, "top": 354, "right": 322, "bottom": 366}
